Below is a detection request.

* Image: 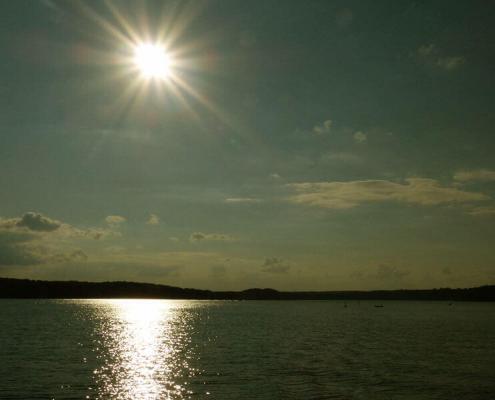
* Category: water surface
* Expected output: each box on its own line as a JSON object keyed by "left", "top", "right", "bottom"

{"left": 0, "top": 300, "right": 494, "bottom": 399}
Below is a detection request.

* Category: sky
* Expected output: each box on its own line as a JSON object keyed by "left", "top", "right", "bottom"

{"left": 1, "top": 0, "right": 495, "bottom": 291}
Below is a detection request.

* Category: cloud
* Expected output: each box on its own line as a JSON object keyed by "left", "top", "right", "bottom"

{"left": 0, "top": 212, "right": 116, "bottom": 240}
{"left": 59, "top": 226, "right": 118, "bottom": 240}
{"left": 313, "top": 120, "right": 332, "bottom": 135}
{"left": 17, "top": 212, "right": 61, "bottom": 232}
{"left": 261, "top": 257, "right": 291, "bottom": 274}
{"left": 417, "top": 43, "right": 435, "bottom": 57}
{"left": 224, "top": 198, "right": 261, "bottom": 204}
{"left": 147, "top": 214, "right": 160, "bottom": 225}
{"left": 40, "top": 260, "right": 183, "bottom": 282}
{"left": 47, "top": 250, "right": 88, "bottom": 264}
{"left": 0, "top": 229, "right": 88, "bottom": 267}
{"left": 137, "top": 264, "right": 182, "bottom": 279}
{"left": 353, "top": 131, "right": 367, "bottom": 144}
{"left": 454, "top": 169, "right": 495, "bottom": 182}
{"left": 105, "top": 215, "right": 126, "bottom": 225}
{"left": 416, "top": 44, "right": 465, "bottom": 71}
{"left": 436, "top": 56, "right": 465, "bottom": 71}
{"left": 0, "top": 230, "right": 42, "bottom": 266}
{"left": 105, "top": 246, "right": 127, "bottom": 254}
{"left": 287, "top": 178, "right": 489, "bottom": 209}
{"left": 0, "top": 212, "right": 61, "bottom": 232}
{"left": 189, "top": 232, "right": 234, "bottom": 242}
{"left": 0, "top": 211, "right": 120, "bottom": 267}
{"left": 467, "top": 206, "right": 495, "bottom": 217}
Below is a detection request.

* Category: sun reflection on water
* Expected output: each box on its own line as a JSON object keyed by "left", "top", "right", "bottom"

{"left": 91, "top": 300, "right": 200, "bottom": 400}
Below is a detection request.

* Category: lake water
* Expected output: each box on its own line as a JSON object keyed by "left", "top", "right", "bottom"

{"left": 0, "top": 300, "right": 494, "bottom": 399}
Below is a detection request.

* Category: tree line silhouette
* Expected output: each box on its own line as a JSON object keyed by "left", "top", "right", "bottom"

{"left": 1, "top": 277, "right": 494, "bottom": 301}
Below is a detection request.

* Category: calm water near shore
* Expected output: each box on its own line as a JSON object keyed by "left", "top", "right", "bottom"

{"left": 0, "top": 299, "right": 494, "bottom": 399}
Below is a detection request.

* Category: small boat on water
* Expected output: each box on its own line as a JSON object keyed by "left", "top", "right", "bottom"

{"left": 374, "top": 304, "right": 384, "bottom": 308}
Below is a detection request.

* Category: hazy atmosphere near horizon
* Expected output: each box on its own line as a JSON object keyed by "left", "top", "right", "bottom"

{"left": 1, "top": 0, "right": 495, "bottom": 291}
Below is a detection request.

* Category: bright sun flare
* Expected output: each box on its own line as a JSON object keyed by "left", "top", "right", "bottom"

{"left": 134, "top": 43, "right": 171, "bottom": 79}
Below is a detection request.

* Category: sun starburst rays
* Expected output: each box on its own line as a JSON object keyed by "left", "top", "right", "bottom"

{"left": 133, "top": 43, "right": 172, "bottom": 80}
{"left": 68, "top": 0, "right": 258, "bottom": 145}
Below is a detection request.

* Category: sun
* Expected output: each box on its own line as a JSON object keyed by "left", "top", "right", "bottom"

{"left": 133, "top": 43, "right": 171, "bottom": 80}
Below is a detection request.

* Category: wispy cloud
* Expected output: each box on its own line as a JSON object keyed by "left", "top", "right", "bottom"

{"left": 147, "top": 213, "right": 160, "bottom": 225}
{"left": 189, "top": 232, "right": 234, "bottom": 242}
{"left": 47, "top": 250, "right": 88, "bottom": 264}
{"left": 105, "top": 215, "right": 126, "bottom": 226}
{"left": 287, "top": 178, "right": 489, "bottom": 209}
{"left": 1, "top": 212, "right": 61, "bottom": 232}
{"left": 0, "top": 212, "right": 115, "bottom": 240}
{"left": 224, "top": 197, "right": 261, "bottom": 204}
{"left": 313, "top": 120, "right": 332, "bottom": 135}
{"left": 0, "top": 211, "right": 119, "bottom": 267}
{"left": 467, "top": 206, "right": 495, "bottom": 217}
{"left": 353, "top": 131, "right": 367, "bottom": 144}
{"left": 454, "top": 169, "right": 495, "bottom": 182}
{"left": 436, "top": 56, "right": 465, "bottom": 71}
{"left": 261, "top": 257, "right": 291, "bottom": 274}
{"left": 416, "top": 44, "right": 465, "bottom": 71}
{"left": 20, "top": 213, "right": 60, "bottom": 232}
{"left": 0, "top": 230, "right": 41, "bottom": 266}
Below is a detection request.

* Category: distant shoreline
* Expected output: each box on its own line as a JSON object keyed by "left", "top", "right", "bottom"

{"left": 1, "top": 277, "right": 494, "bottom": 301}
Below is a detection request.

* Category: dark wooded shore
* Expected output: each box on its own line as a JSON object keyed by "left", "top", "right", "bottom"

{"left": 1, "top": 277, "right": 494, "bottom": 301}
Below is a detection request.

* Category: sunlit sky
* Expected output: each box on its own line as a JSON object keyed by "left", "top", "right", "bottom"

{"left": 1, "top": 0, "right": 495, "bottom": 290}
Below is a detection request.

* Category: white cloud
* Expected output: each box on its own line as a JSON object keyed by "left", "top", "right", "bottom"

{"left": 0, "top": 212, "right": 122, "bottom": 268}
{"left": 0, "top": 212, "right": 61, "bottom": 232}
{"left": 105, "top": 215, "right": 126, "bottom": 226}
{"left": 224, "top": 198, "right": 261, "bottom": 204}
{"left": 16, "top": 212, "right": 61, "bottom": 231}
{"left": 353, "top": 131, "right": 367, "bottom": 144}
{"left": 454, "top": 169, "right": 495, "bottom": 182}
{"left": 0, "top": 212, "right": 115, "bottom": 240}
{"left": 313, "top": 119, "right": 332, "bottom": 135}
{"left": 287, "top": 178, "right": 489, "bottom": 209}
{"left": 147, "top": 214, "right": 160, "bottom": 225}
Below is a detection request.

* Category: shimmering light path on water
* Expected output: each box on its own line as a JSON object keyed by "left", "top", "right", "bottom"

{"left": 0, "top": 300, "right": 494, "bottom": 399}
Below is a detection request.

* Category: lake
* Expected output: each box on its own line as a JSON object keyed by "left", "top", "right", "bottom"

{"left": 0, "top": 300, "right": 494, "bottom": 399}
